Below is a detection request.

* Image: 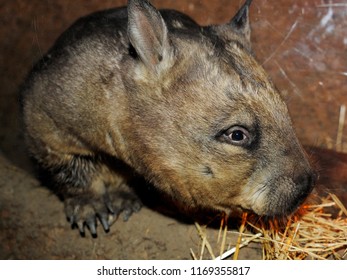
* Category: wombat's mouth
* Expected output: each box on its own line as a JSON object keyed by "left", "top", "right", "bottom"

{"left": 236, "top": 196, "right": 308, "bottom": 220}
{"left": 257, "top": 182, "right": 314, "bottom": 218}
{"left": 238, "top": 172, "right": 316, "bottom": 218}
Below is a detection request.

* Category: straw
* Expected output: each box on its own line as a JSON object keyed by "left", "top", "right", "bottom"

{"left": 192, "top": 193, "right": 347, "bottom": 260}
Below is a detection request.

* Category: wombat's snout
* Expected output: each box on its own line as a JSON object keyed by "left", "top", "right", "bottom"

{"left": 252, "top": 169, "right": 317, "bottom": 217}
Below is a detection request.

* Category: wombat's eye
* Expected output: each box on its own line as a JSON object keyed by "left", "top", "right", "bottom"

{"left": 217, "top": 126, "right": 251, "bottom": 146}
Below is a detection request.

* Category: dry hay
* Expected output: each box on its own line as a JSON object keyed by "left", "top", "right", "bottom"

{"left": 191, "top": 193, "right": 347, "bottom": 260}
{"left": 326, "top": 104, "right": 346, "bottom": 153}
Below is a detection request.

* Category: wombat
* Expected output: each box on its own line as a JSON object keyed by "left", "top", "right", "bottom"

{"left": 21, "top": 0, "right": 315, "bottom": 236}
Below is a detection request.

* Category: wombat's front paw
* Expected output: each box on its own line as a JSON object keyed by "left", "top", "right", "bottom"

{"left": 108, "top": 187, "right": 143, "bottom": 222}
{"left": 65, "top": 190, "right": 142, "bottom": 237}
{"left": 65, "top": 193, "right": 115, "bottom": 236}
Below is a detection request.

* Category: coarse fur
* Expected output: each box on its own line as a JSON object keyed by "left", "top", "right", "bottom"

{"left": 20, "top": 0, "right": 315, "bottom": 236}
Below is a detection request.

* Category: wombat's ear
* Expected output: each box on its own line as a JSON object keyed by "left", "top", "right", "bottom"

{"left": 127, "top": 0, "right": 172, "bottom": 73}
{"left": 212, "top": 0, "right": 252, "bottom": 50}
{"left": 229, "top": 0, "right": 252, "bottom": 42}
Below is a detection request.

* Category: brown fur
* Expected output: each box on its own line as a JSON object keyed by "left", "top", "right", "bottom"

{"left": 20, "top": 0, "right": 315, "bottom": 235}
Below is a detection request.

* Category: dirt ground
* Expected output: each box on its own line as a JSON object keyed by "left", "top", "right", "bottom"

{"left": 0, "top": 0, "right": 346, "bottom": 260}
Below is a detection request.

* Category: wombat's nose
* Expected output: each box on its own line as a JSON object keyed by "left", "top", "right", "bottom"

{"left": 297, "top": 170, "right": 317, "bottom": 194}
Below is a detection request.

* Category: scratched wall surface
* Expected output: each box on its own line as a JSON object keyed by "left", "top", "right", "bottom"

{"left": 0, "top": 0, "right": 346, "bottom": 170}
{"left": 250, "top": 0, "right": 347, "bottom": 153}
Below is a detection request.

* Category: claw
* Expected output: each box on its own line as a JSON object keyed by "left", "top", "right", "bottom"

{"left": 86, "top": 217, "right": 97, "bottom": 236}
{"left": 122, "top": 208, "right": 132, "bottom": 222}
{"left": 67, "top": 215, "right": 75, "bottom": 225}
{"left": 132, "top": 201, "right": 142, "bottom": 213}
{"left": 77, "top": 221, "right": 85, "bottom": 234}
{"left": 98, "top": 213, "right": 110, "bottom": 232}
{"left": 104, "top": 195, "right": 115, "bottom": 214}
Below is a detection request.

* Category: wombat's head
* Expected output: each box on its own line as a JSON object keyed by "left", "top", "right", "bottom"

{"left": 124, "top": 0, "right": 315, "bottom": 217}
